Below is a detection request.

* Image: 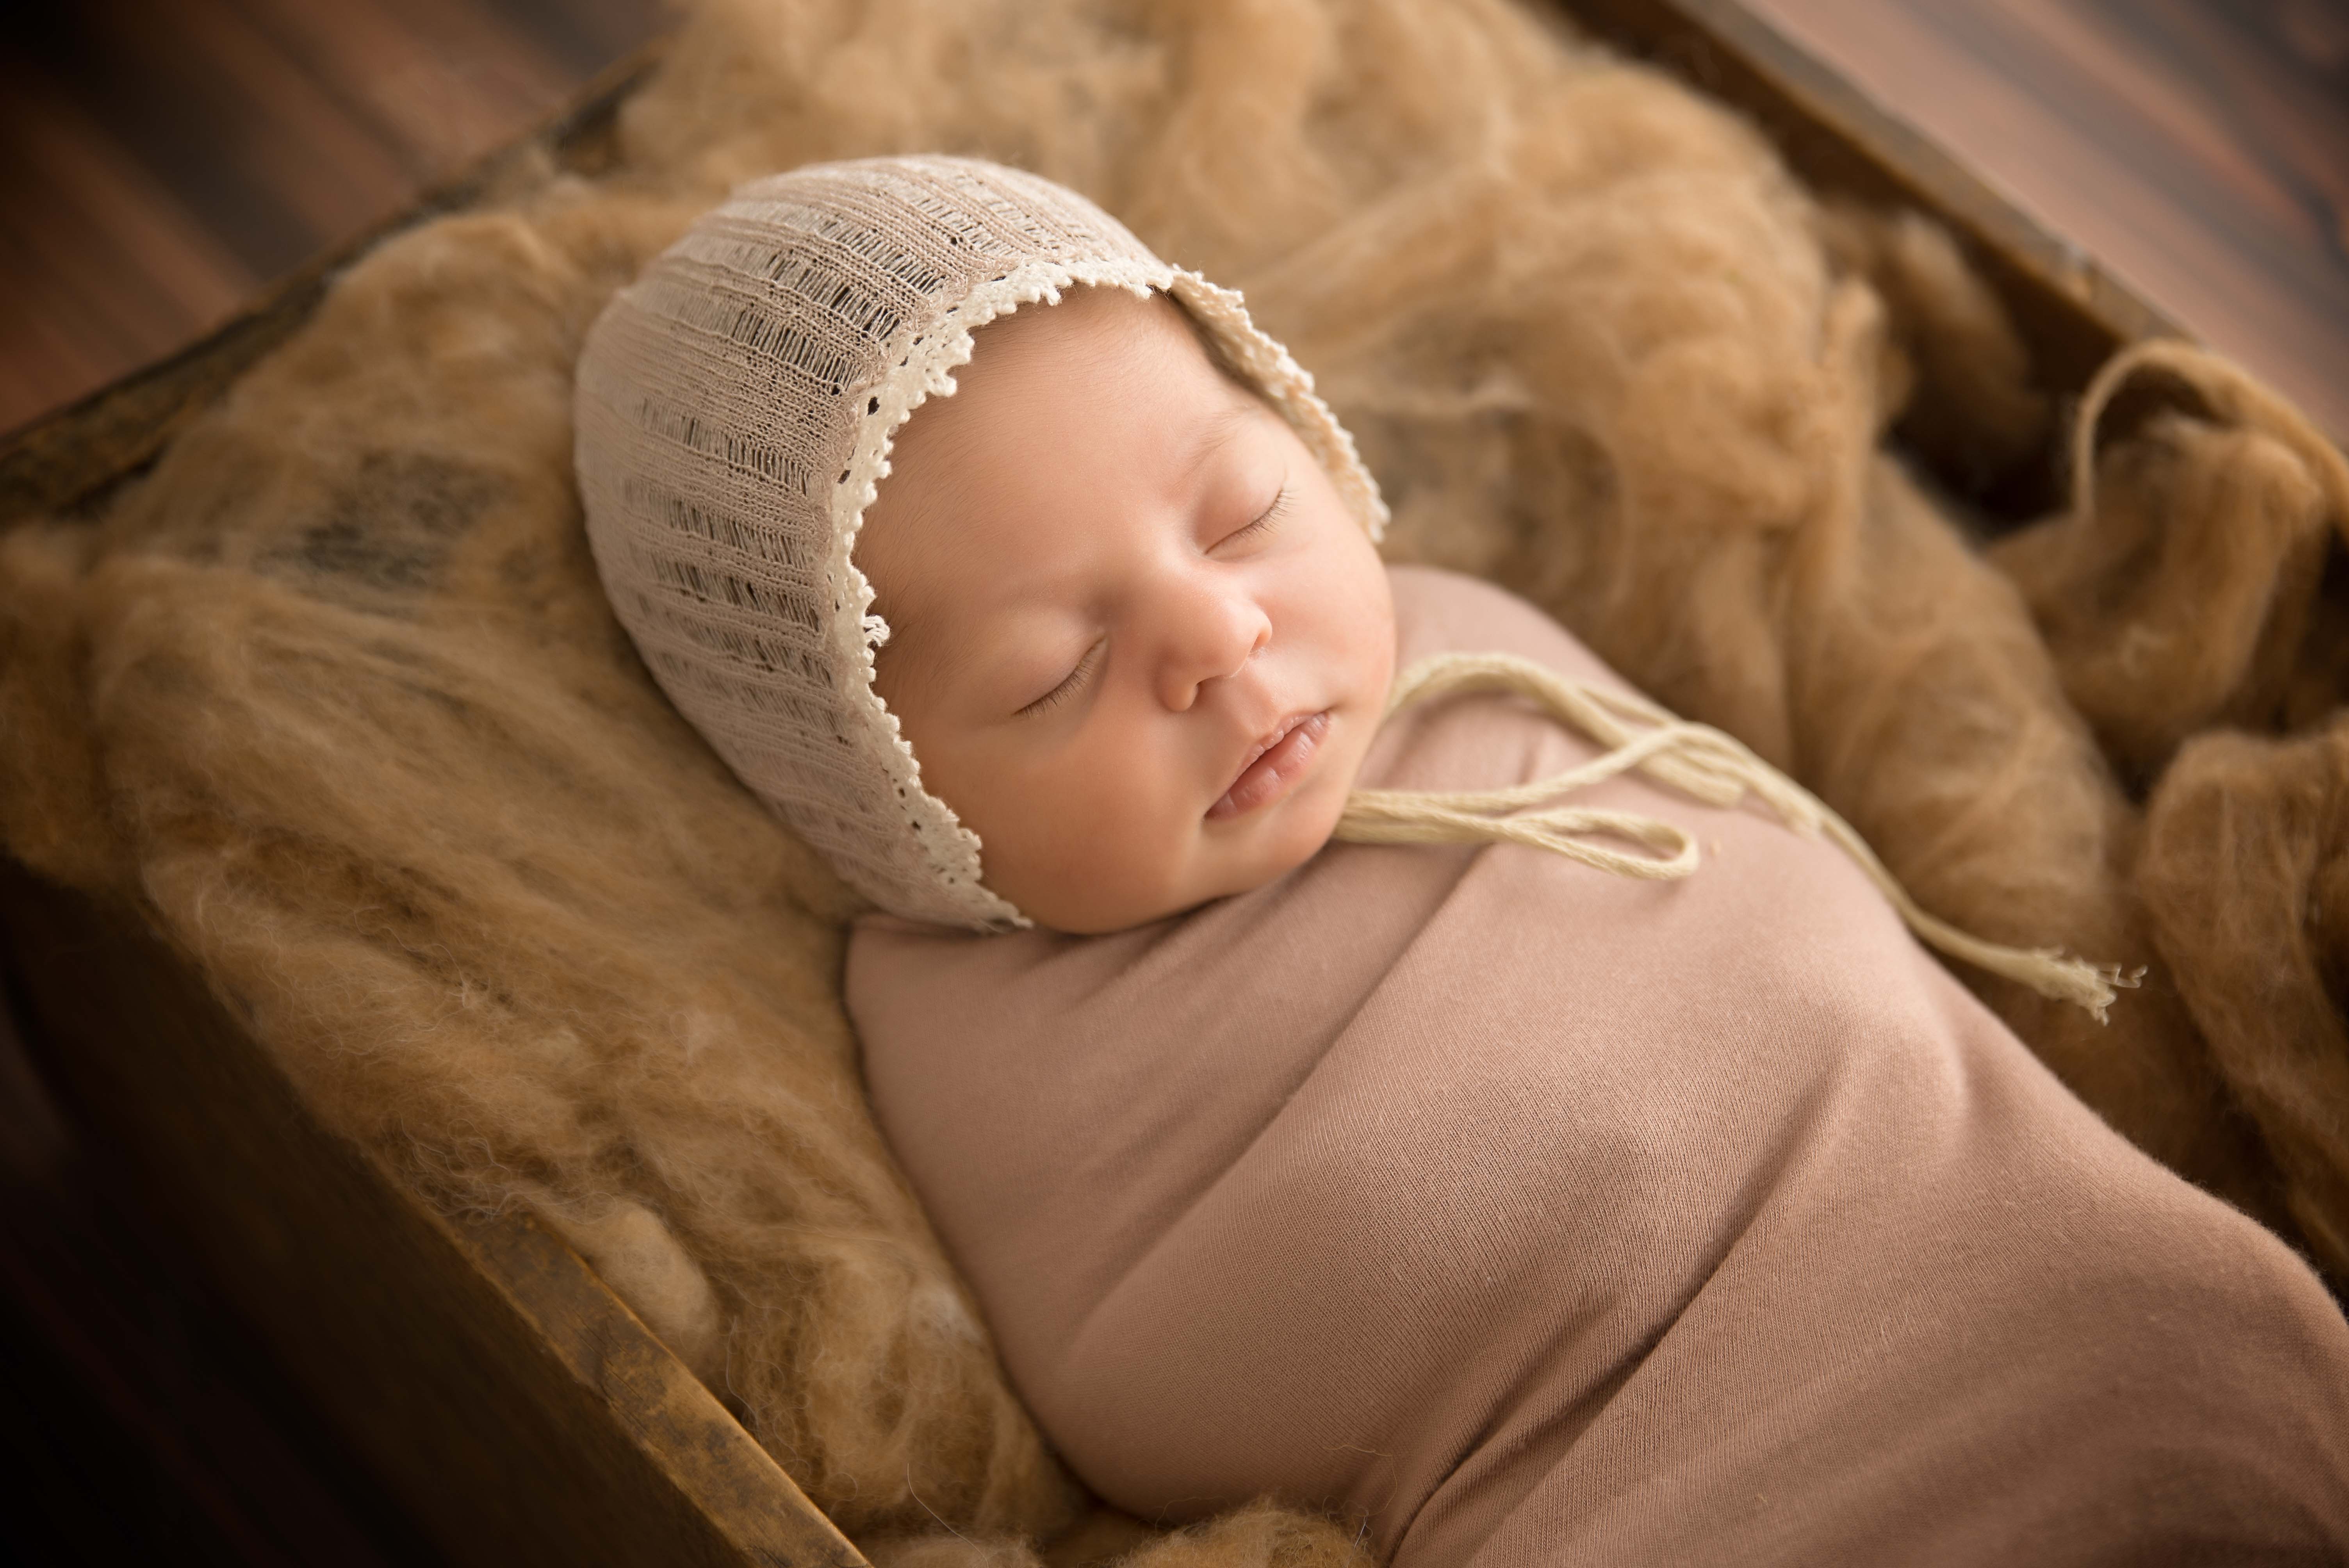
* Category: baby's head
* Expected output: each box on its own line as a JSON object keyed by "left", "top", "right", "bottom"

{"left": 576, "top": 157, "right": 1392, "bottom": 932}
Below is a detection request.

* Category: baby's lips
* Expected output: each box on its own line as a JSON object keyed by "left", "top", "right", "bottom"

{"left": 1208, "top": 710, "right": 1330, "bottom": 821}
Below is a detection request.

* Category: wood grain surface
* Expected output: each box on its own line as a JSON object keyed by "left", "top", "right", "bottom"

{"left": 1745, "top": 0, "right": 2349, "bottom": 436}
{"left": 0, "top": 0, "right": 667, "bottom": 437}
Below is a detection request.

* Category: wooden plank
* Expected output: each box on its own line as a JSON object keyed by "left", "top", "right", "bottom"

{"left": 1741, "top": 0, "right": 2349, "bottom": 445}
{"left": 0, "top": 57, "right": 259, "bottom": 371}
{"left": 0, "top": 859, "right": 869, "bottom": 1568}
{"left": 1562, "top": 0, "right": 2180, "bottom": 402}
{"left": 0, "top": 35, "right": 666, "bottom": 527}
{"left": 116, "top": 0, "right": 422, "bottom": 246}
{"left": 230, "top": 0, "right": 579, "bottom": 179}
{"left": 0, "top": 0, "right": 662, "bottom": 435}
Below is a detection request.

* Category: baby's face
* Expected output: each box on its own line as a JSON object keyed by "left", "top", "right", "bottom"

{"left": 858, "top": 287, "right": 1395, "bottom": 933}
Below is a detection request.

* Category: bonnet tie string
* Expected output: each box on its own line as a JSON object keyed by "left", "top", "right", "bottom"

{"left": 1332, "top": 650, "right": 2137, "bottom": 1021}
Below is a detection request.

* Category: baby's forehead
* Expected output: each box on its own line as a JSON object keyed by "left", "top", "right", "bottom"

{"left": 971, "top": 287, "right": 1238, "bottom": 400}
{"left": 880, "top": 296, "right": 1244, "bottom": 513}
{"left": 859, "top": 293, "right": 1276, "bottom": 670}
{"left": 902, "top": 289, "right": 1259, "bottom": 466}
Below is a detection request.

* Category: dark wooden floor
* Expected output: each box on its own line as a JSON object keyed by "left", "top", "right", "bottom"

{"left": 0, "top": 1, "right": 2344, "bottom": 1561}
{"left": 1750, "top": 0, "right": 2349, "bottom": 436}
{"left": 0, "top": 0, "right": 666, "bottom": 437}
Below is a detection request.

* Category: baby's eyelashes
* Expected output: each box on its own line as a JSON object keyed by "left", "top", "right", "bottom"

{"left": 1017, "top": 638, "right": 1105, "bottom": 718}
{"left": 1212, "top": 483, "right": 1293, "bottom": 554}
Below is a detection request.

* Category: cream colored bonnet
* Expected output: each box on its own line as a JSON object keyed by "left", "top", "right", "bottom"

{"left": 574, "top": 155, "right": 1387, "bottom": 930}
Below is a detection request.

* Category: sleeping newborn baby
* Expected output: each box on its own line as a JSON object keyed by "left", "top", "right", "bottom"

{"left": 576, "top": 157, "right": 2349, "bottom": 1565}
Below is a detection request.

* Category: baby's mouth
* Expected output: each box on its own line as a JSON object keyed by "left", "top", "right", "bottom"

{"left": 1208, "top": 711, "right": 1331, "bottom": 821}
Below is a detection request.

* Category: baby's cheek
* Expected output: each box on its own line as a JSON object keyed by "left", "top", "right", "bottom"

{"left": 1078, "top": 758, "right": 1194, "bottom": 894}
{"left": 984, "top": 744, "right": 1174, "bottom": 919}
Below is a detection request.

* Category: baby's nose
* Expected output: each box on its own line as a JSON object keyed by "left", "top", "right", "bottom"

{"left": 1156, "top": 585, "right": 1272, "bottom": 712}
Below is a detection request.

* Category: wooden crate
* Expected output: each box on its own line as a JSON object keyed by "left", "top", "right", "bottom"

{"left": 0, "top": 6, "right": 2192, "bottom": 1564}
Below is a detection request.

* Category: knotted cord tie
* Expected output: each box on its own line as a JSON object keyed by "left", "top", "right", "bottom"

{"left": 1333, "top": 650, "right": 2137, "bottom": 1021}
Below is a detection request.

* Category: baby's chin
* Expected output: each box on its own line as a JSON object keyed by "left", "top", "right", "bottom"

{"left": 1002, "top": 777, "right": 1353, "bottom": 936}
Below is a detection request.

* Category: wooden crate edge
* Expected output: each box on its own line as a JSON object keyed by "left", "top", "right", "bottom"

{"left": 0, "top": 857, "right": 868, "bottom": 1568}
{"left": 1565, "top": 0, "right": 2181, "bottom": 392}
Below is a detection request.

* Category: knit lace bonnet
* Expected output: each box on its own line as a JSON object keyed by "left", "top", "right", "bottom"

{"left": 575, "top": 155, "right": 1386, "bottom": 930}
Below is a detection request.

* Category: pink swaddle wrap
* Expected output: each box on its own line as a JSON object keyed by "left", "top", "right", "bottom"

{"left": 848, "top": 566, "right": 2349, "bottom": 1565}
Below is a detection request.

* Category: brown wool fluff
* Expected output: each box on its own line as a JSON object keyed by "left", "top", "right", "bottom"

{"left": 2139, "top": 716, "right": 2349, "bottom": 1285}
{"left": 2, "top": 0, "right": 2346, "bottom": 1562}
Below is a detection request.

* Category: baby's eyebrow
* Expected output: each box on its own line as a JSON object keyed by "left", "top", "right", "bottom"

{"left": 1183, "top": 400, "right": 1259, "bottom": 477}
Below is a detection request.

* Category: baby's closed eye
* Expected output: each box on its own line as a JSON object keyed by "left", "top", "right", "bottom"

{"left": 1018, "top": 638, "right": 1105, "bottom": 717}
{"left": 1213, "top": 483, "right": 1293, "bottom": 554}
